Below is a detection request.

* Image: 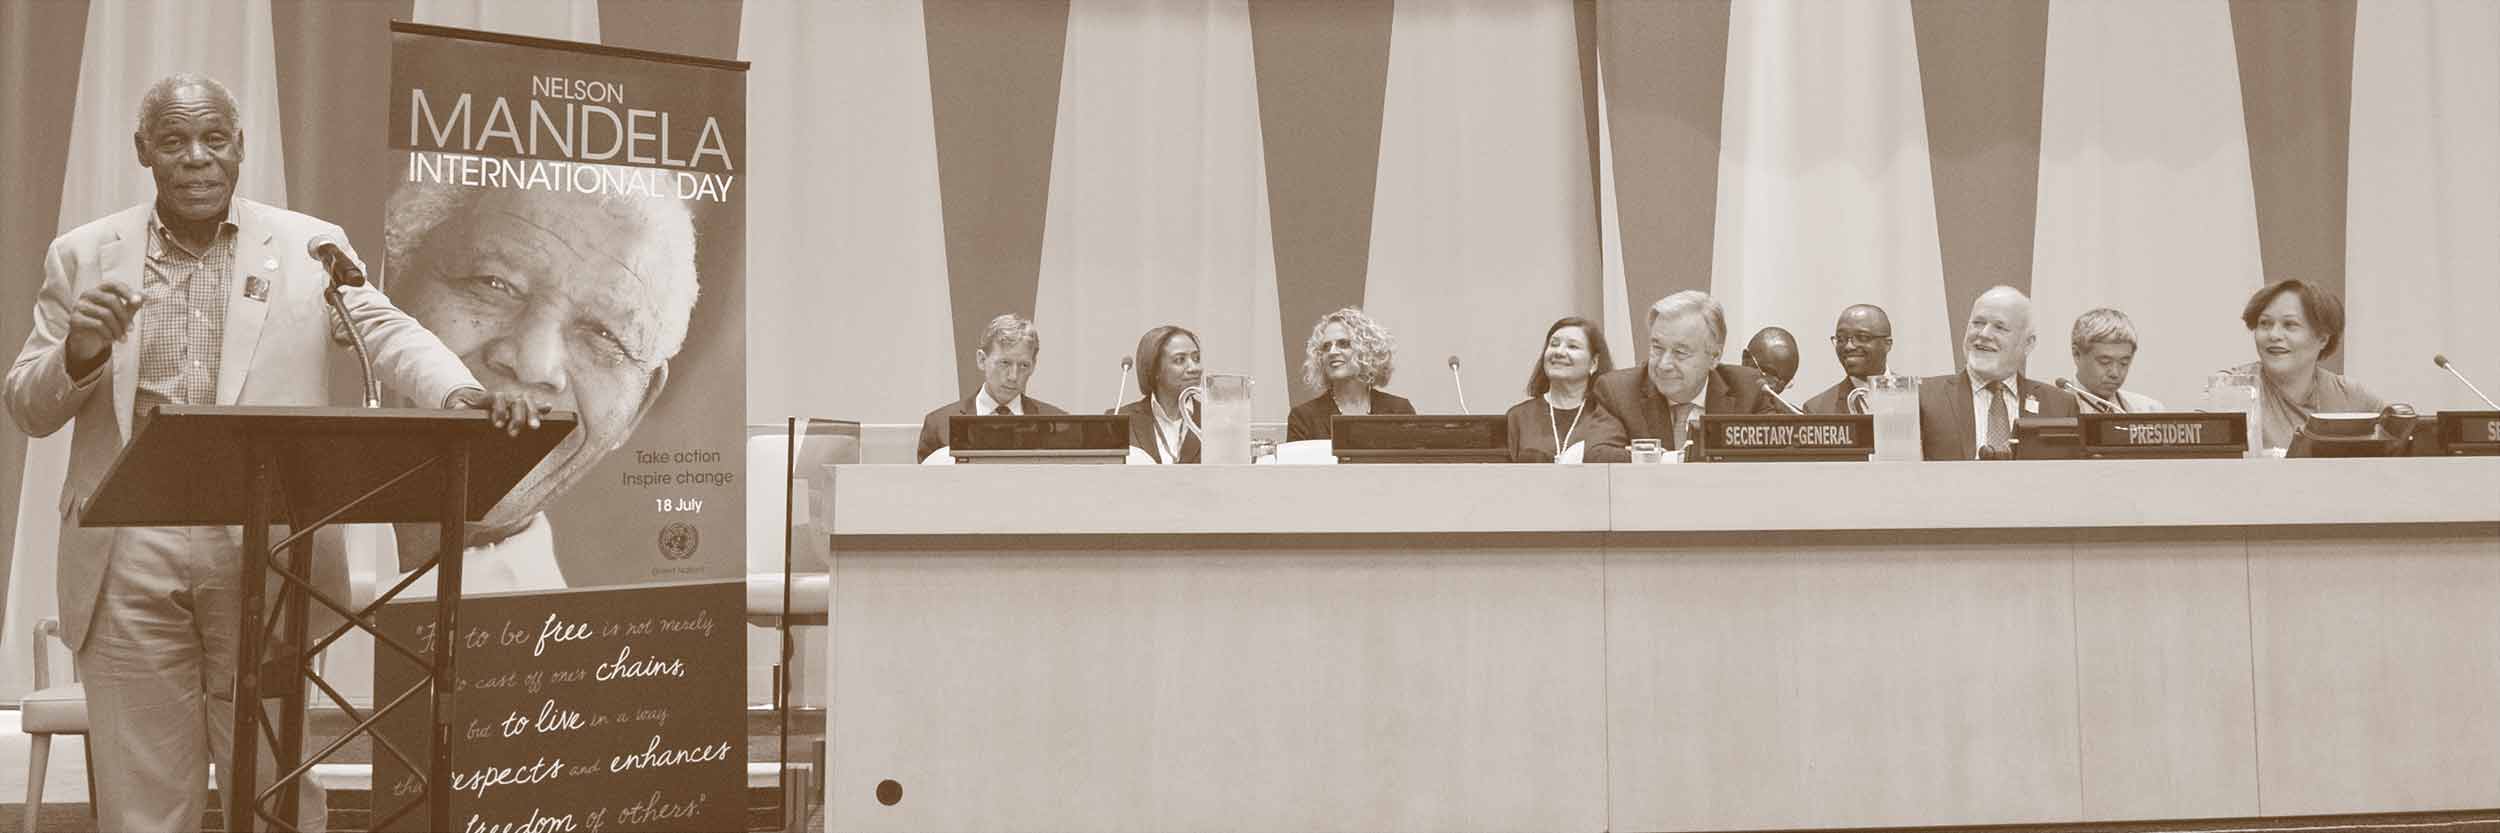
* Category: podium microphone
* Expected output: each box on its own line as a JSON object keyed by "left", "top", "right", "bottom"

{"left": 307, "top": 234, "right": 366, "bottom": 287}
{"left": 1108, "top": 355, "right": 1134, "bottom": 414}
{"left": 1759, "top": 377, "right": 1805, "bottom": 415}
{"left": 2056, "top": 378, "right": 2121, "bottom": 414}
{"left": 307, "top": 233, "right": 380, "bottom": 408}
{"left": 1447, "top": 355, "right": 1469, "bottom": 414}
{"left": 2434, "top": 354, "right": 2500, "bottom": 409}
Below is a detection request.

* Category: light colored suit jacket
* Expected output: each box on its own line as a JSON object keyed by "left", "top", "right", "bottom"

{"left": 5, "top": 197, "right": 480, "bottom": 651}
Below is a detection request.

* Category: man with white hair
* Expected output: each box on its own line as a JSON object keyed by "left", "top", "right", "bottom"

{"left": 916, "top": 313, "right": 1068, "bottom": 462}
{"left": 382, "top": 177, "right": 702, "bottom": 590}
{"left": 2069, "top": 307, "right": 2164, "bottom": 413}
{"left": 1590, "top": 290, "right": 1786, "bottom": 453}
{"left": 5, "top": 73, "right": 542, "bottom": 833}
{"left": 1918, "top": 285, "right": 2079, "bottom": 460}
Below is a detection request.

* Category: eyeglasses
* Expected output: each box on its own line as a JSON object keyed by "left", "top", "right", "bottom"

{"left": 1831, "top": 334, "right": 1893, "bottom": 347}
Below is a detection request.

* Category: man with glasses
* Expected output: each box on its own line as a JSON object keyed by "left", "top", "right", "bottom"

{"left": 1590, "top": 290, "right": 1785, "bottom": 455}
{"left": 1917, "top": 286, "right": 2078, "bottom": 460}
{"left": 1804, "top": 304, "right": 1893, "bottom": 414}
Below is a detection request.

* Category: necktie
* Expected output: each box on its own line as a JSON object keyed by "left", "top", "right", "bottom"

{"left": 1985, "top": 381, "right": 2011, "bottom": 457}
{"left": 991, "top": 403, "right": 1013, "bottom": 416}
{"left": 1670, "top": 402, "right": 1691, "bottom": 448}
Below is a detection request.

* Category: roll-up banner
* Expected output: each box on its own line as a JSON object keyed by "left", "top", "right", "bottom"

{"left": 381, "top": 23, "right": 745, "bottom": 589}
{"left": 374, "top": 23, "right": 748, "bottom": 833}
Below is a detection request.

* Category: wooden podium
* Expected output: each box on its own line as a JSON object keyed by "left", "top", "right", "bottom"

{"left": 80, "top": 405, "right": 573, "bottom": 833}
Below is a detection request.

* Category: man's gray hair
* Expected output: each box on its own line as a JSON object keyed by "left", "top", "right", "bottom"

{"left": 136, "top": 73, "right": 239, "bottom": 133}
{"left": 1647, "top": 290, "right": 1728, "bottom": 352}
{"left": 980, "top": 313, "right": 1039, "bottom": 356}
{"left": 2070, "top": 307, "right": 2140, "bottom": 356}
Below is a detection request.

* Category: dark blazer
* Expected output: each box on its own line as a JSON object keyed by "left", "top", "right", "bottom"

{"left": 1115, "top": 396, "right": 1199, "bottom": 463}
{"left": 1286, "top": 389, "right": 1417, "bottom": 441}
{"left": 1801, "top": 378, "right": 1861, "bottom": 415}
{"left": 915, "top": 393, "right": 1068, "bottom": 462}
{"left": 1916, "top": 372, "right": 2079, "bottom": 460}
{"left": 1504, "top": 395, "right": 1631, "bottom": 463}
{"left": 1589, "top": 363, "right": 1786, "bottom": 443}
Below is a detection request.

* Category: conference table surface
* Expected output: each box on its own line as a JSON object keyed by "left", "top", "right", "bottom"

{"left": 820, "top": 458, "right": 2500, "bottom": 832}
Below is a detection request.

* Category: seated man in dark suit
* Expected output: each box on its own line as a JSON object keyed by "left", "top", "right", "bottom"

{"left": 916, "top": 314, "right": 1068, "bottom": 462}
{"left": 1918, "top": 286, "right": 2078, "bottom": 460}
{"left": 1803, "top": 304, "right": 1892, "bottom": 414}
{"left": 1591, "top": 290, "right": 1786, "bottom": 454}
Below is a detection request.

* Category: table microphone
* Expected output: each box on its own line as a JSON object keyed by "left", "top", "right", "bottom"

{"left": 2055, "top": 378, "right": 2120, "bottom": 414}
{"left": 1109, "top": 355, "right": 1134, "bottom": 414}
{"left": 2434, "top": 354, "right": 2500, "bottom": 409}
{"left": 1758, "top": 377, "right": 1805, "bottom": 415}
{"left": 1447, "top": 355, "right": 1469, "bottom": 414}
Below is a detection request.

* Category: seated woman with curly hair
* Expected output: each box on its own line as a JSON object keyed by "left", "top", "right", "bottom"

{"left": 1287, "top": 307, "right": 1415, "bottom": 442}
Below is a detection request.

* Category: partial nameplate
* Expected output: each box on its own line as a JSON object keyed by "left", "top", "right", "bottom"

{"left": 951, "top": 414, "right": 1132, "bottom": 465}
{"left": 2438, "top": 410, "right": 2500, "bottom": 456}
{"left": 2079, "top": 411, "right": 2248, "bottom": 459}
{"left": 1696, "top": 414, "right": 1873, "bottom": 462}
{"left": 1334, "top": 414, "right": 1511, "bottom": 464}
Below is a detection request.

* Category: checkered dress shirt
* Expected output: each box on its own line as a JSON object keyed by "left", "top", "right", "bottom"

{"left": 132, "top": 209, "right": 236, "bottom": 429}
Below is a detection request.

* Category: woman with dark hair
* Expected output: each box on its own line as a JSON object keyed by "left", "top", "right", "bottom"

{"left": 1287, "top": 307, "right": 1416, "bottom": 441}
{"left": 1115, "top": 325, "right": 1205, "bottom": 463}
{"left": 2234, "top": 279, "right": 2384, "bottom": 449}
{"left": 1504, "top": 317, "right": 1630, "bottom": 463}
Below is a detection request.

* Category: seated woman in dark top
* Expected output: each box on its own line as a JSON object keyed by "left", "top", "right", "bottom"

{"left": 1113, "top": 325, "right": 1204, "bottom": 463}
{"left": 1504, "top": 316, "right": 1630, "bottom": 463}
{"left": 1287, "top": 307, "right": 1415, "bottom": 441}
{"left": 2234, "top": 278, "right": 2385, "bottom": 450}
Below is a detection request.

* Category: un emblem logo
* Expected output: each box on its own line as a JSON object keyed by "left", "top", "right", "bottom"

{"left": 657, "top": 522, "right": 701, "bottom": 561}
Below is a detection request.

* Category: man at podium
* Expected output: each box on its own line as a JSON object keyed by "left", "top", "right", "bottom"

{"left": 3, "top": 74, "right": 543, "bottom": 833}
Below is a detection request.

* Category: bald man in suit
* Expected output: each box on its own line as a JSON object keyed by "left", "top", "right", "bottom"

{"left": 1919, "top": 286, "right": 2078, "bottom": 460}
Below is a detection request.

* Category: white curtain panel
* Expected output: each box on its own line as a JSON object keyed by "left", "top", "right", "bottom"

{"left": 2028, "top": 0, "right": 2265, "bottom": 410}
{"left": 741, "top": 0, "right": 959, "bottom": 425}
{"left": 1364, "top": 0, "right": 1598, "bottom": 416}
{"left": 411, "top": 0, "right": 600, "bottom": 41}
{"left": 1595, "top": 57, "right": 1637, "bottom": 372}
{"left": 1711, "top": 0, "right": 1951, "bottom": 399}
{"left": 2344, "top": 0, "right": 2500, "bottom": 413}
{"left": 1029, "top": 0, "right": 1290, "bottom": 420}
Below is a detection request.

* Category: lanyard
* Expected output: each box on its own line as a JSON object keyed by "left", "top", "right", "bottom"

{"left": 1545, "top": 393, "right": 1583, "bottom": 462}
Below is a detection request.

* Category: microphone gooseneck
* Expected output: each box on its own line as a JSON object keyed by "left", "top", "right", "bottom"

{"left": 2056, "top": 378, "right": 2121, "bottom": 414}
{"left": 1760, "top": 378, "right": 1805, "bottom": 415}
{"left": 308, "top": 236, "right": 380, "bottom": 408}
{"left": 1447, "top": 355, "right": 1469, "bottom": 414}
{"left": 1111, "top": 356, "right": 1135, "bottom": 414}
{"left": 2433, "top": 353, "right": 2500, "bottom": 410}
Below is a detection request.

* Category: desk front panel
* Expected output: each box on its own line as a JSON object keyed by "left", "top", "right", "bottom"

{"left": 825, "top": 534, "right": 1609, "bottom": 833}
{"left": 823, "top": 462, "right": 2500, "bottom": 831}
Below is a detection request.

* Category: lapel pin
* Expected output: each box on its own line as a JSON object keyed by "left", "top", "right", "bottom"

{"left": 262, "top": 256, "right": 279, "bottom": 271}
{"left": 2024, "top": 395, "right": 2040, "bottom": 414}
{"left": 244, "top": 275, "right": 270, "bottom": 302}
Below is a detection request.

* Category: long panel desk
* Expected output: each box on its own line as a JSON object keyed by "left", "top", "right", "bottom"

{"left": 821, "top": 459, "right": 2500, "bottom": 832}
